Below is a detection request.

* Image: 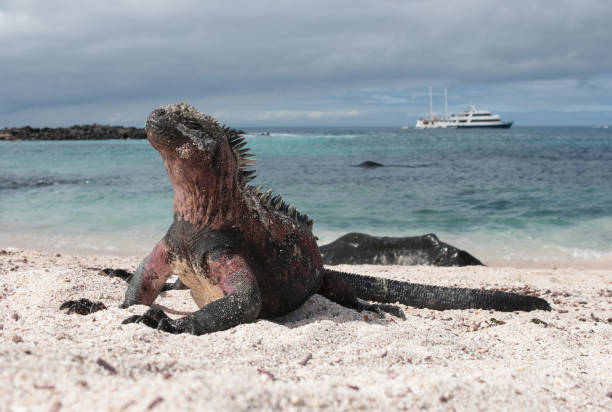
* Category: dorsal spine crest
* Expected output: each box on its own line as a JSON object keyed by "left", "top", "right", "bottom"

{"left": 224, "top": 127, "right": 312, "bottom": 227}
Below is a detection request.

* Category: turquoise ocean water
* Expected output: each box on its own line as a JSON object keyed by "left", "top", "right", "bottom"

{"left": 1, "top": 126, "right": 611, "bottom": 267}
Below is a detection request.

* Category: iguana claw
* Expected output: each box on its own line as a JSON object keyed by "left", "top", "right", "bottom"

{"left": 357, "top": 300, "right": 406, "bottom": 320}
{"left": 122, "top": 308, "right": 184, "bottom": 334}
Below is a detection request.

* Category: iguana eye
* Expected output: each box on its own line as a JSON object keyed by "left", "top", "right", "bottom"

{"left": 184, "top": 120, "right": 201, "bottom": 131}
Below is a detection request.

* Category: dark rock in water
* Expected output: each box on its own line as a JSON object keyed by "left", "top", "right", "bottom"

{"left": 320, "top": 232, "right": 483, "bottom": 266}
{"left": 356, "top": 161, "right": 384, "bottom": 168}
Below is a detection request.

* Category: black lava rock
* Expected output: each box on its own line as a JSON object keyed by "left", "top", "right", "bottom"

{"left": 320, "top": 232, "right": 483, "bottom": 266}
{"left": 356, "top": 161, "right": 384, "bottom": 168}
{"left": 0, "top": 125, "right": 146, "bottom": 140}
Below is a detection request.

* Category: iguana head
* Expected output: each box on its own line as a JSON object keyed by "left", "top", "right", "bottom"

{"left": 146, "top": 103, "right": 223, "bottom": 157}
{"left": 146, "top": 103, "right": 253, "bottom": 224}
{"left": 146, "top": 103, "right": 254, "bottom": 182}
{"left": 145, "top": 103, "right": 310, "bottom": 227}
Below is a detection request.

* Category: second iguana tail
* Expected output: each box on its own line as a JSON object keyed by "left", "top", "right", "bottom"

{"left": 324, "top": 269, "right": 551, "bottom": 312}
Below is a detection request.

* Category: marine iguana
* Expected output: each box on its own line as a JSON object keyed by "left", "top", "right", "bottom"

{"left": 61, "top": 103, "right": 550, "bottom": 335}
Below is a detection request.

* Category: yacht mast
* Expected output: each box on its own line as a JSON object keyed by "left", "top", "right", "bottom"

{"left": 444, "top": 88, "right": 448, "bottom": 121}
{"left": 429, "top": 86, "right": 433, "bottom": 121}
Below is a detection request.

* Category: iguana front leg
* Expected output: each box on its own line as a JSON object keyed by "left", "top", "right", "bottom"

{"left": 123, "top": 253, "right": 262, "bottom": 335}
{"left": 121, "top": 239, "right": 173, "bottom": 307}
{"left": 60, "top": 240, "right": 173, "bottom": 315}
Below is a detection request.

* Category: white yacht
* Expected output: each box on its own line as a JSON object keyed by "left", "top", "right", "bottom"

{"left": 412, "top": 88, "right": 513, "bottom": 129}
{"left": 415, "top": 116, "right": 456, "bottom": 129}
{"left": 414, "top": 87, "right": 455, "bottom": 129}
{"left": 449, "top": 105, "right": 513, "bottom": 128}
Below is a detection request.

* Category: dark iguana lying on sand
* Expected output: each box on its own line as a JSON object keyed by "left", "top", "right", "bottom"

{"left": 61, "top": 103, "right": 550, "bottom": 335}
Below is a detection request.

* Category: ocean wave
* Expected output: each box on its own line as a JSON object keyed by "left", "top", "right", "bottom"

{"left": 245, "top": 132, "right": 301, "bottom": 138}
{"left": 246, "top": 132, "right": 362, "bottom": 139}
{"left": 0, "top": 176, "right": 90, "bottom": 191}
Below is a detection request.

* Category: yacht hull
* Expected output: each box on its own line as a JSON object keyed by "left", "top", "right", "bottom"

{"left": 456, "top": 121, "right": 513, "bottom": 129}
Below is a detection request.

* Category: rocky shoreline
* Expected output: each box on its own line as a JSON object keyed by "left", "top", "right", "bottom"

{"left": 0, "top": 124, "right": 146, "bottom": 141}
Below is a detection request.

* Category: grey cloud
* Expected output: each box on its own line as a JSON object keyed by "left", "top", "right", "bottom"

{"left": 1, "top": 0, "right": 611, "bottom": 126}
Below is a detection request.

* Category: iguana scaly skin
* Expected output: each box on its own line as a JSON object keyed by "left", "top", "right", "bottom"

{"left": 73, "top": 104, "right": 550, "bottom": 335}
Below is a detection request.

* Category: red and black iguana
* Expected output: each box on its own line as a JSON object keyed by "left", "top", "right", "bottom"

{"left": 61, "top": 103, "right": 550, "bottom": 335}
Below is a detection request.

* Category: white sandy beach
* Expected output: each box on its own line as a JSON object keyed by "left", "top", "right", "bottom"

{"left": 1, "top": 248, "right": 610, "bottom": 411}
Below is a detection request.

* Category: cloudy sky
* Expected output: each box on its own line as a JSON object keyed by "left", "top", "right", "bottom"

{"left": 1, "top": 0, "right": 611, "bottom": 127}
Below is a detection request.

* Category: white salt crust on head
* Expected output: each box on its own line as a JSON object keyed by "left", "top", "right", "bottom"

{"left": 159, "top": 103, "right": 222, "bottom": 153}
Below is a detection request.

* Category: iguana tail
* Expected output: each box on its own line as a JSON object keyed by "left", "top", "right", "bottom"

{"left": 324, "top": 269, "right": 551, "bottom": 312}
